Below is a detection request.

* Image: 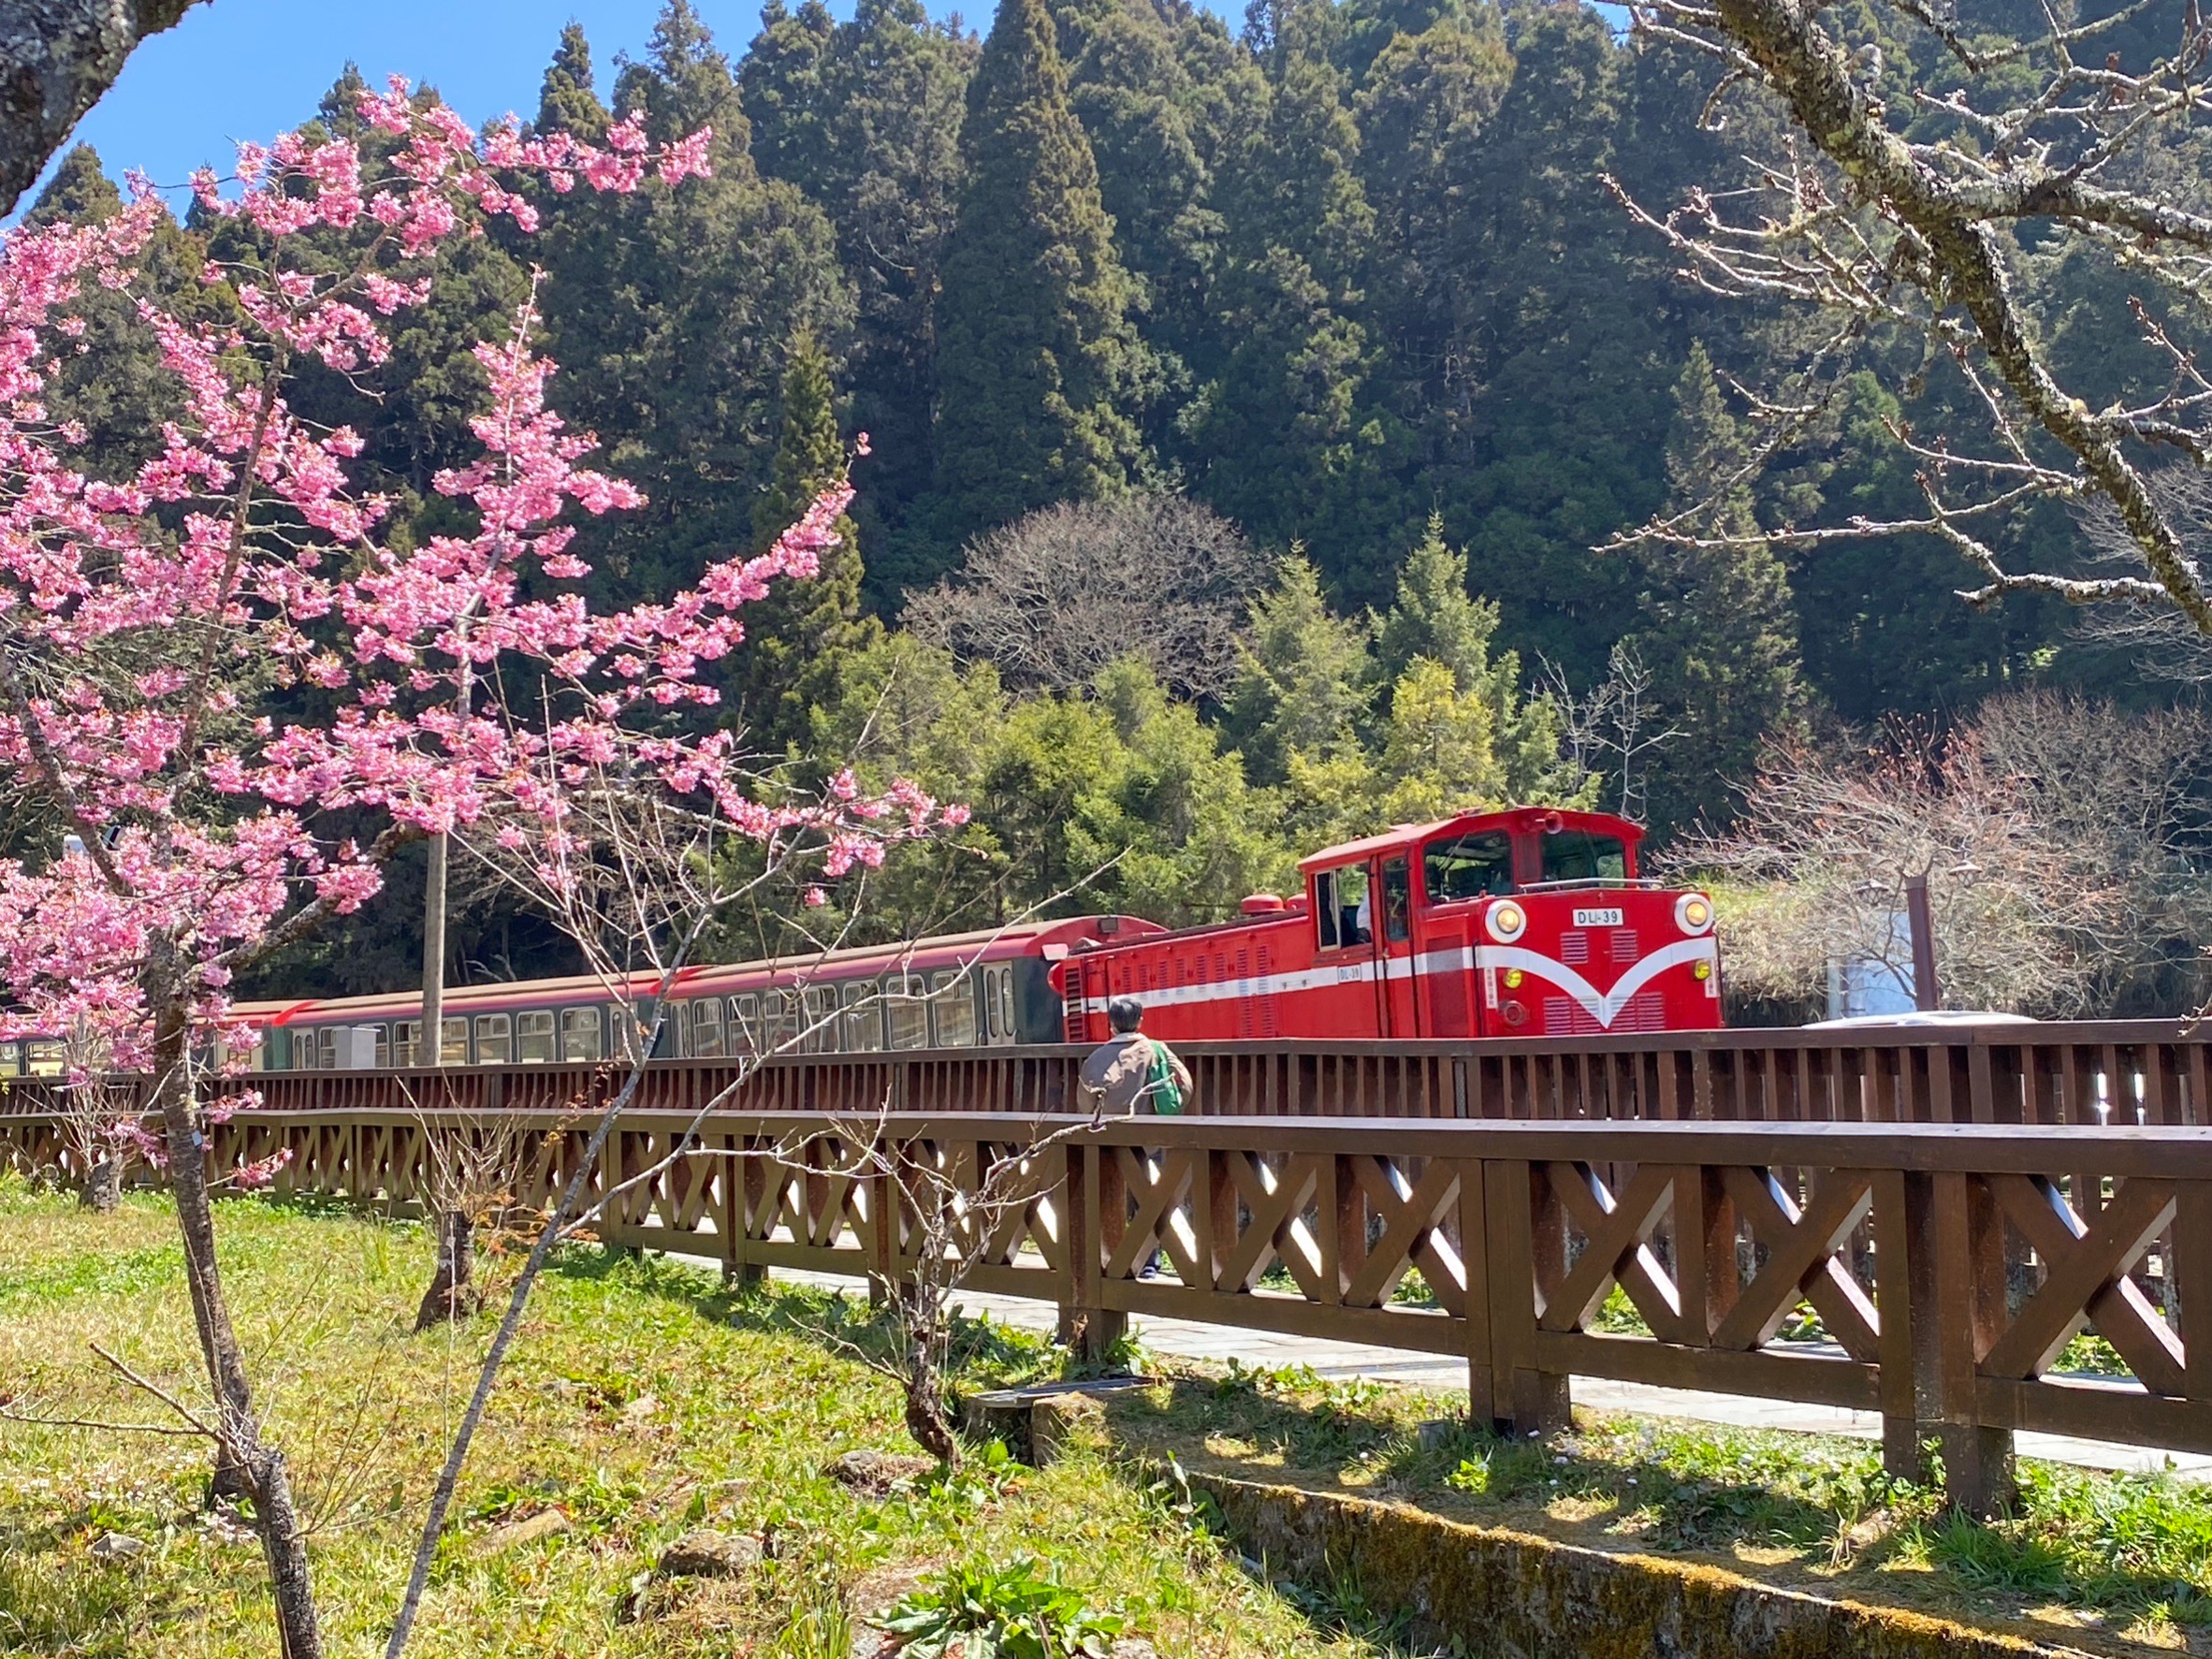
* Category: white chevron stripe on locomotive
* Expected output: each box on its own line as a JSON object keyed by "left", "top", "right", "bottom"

{"left": 1472, "top": 938, "right": 1718, "bottom": 1028}
{"left": 1096, "top": 936, "right": 1715, "bottom": 1028}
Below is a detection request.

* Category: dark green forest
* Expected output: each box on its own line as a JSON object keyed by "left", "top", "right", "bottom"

{"left": 35, "top": 0, "right": 2198, "bottom": 1000}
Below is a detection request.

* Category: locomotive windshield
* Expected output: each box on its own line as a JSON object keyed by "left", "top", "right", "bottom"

{"left": 1423, "top": 831, "right": 1514, "bottom": 904}
{"left": 1540, "top": 831, "right": 1627, "bottom": 883}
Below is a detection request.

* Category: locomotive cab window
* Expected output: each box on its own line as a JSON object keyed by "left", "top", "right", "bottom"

{"left": 1380, "top": 857, "right": 1411, "bottom": 943}
{"left": 1423, "top": 831, "right": 1514, "bottom": 904}
{"left": 1540, "top": 831, "right": 1628, "bottom": 884}
{"left": 1314, "top": 864, "right": 1371, "bottom": 950}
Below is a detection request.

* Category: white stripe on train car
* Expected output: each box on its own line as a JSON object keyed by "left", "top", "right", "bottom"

{"left": 1087, "top": 937, "right": 1714, "bottom": 1029}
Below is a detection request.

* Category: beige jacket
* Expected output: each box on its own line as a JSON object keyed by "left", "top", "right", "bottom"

{"left": 1079, "top": 1033, "right": 1192, "bottom": 1114}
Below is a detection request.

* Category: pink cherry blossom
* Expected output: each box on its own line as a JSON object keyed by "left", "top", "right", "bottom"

{"left": 0, "top": 88, "right": 957, "bottom": 1147}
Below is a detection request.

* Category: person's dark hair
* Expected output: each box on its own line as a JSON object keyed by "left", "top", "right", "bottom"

{"left": 1107, "top": 996, "right": 1144, "bottom": 1034}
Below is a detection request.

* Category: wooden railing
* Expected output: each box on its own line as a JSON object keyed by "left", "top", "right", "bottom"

{"left": 3, "top": 1018, "right": 2205, "bottom": 1126}
{"left": 6, "top": 1023, "right": 2212, "bottom": 1512}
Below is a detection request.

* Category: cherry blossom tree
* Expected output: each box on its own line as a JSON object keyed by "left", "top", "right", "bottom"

{"left": 0, "top": 84, "right": 955, "bottom": 1659}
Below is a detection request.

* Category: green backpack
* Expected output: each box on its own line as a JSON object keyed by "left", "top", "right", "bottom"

{"left": 1144, "top": 1039, "right": 1186, "bottom": 1116}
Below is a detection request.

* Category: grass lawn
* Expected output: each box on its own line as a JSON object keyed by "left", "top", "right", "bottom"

{"left": 1108, "top": 1354, "right": 2212, "bottom": 1657}
{"left": 0, "top": 1176, "right": 1404, "bottom": 1658}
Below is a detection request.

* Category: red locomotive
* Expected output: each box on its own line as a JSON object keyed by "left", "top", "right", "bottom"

{"left": 151, "top": 805, "right": 1719, "bottom": 1077}
{"left": 1055, "top": 807, "right": 1722, "bottom": 1042}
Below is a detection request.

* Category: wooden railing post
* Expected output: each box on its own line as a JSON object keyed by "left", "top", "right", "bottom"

{"left": 1919, "top": 1170, "right": 2015, "bottom": 1513}
{"left": 1483, "top": 1158, "right": 1568, "bottom": 1436}
{"left": 1457, "top": 1157, "right": 1495, "bottom": 1423}
{"left": 1058, "top": 1140, "right": 1126, "bottom": 1360}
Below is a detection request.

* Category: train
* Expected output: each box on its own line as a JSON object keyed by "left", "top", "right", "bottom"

{"left": 0, "top": 807, "right": 1723, "bottom": 1077}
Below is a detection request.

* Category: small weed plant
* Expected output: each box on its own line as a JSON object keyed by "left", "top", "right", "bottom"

{"left": 882, "top": 1557, "right": 1127, "bottom": 1657}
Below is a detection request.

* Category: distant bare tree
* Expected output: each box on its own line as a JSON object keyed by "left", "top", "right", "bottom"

{"left": 906, "top": 495, "right": 1270, "bottom": 700}
{"left": 1671, "top": 692, "right": 2212, "bottom": 1017}
{"left": 1610, "top": 0, "right": 2212, "bottom": 639}
{"left": 1541, "top": 642, "right": 1683, "bottom": 824}
{"left": 2077, "top": 474, "right": 2212, "bottom": 682}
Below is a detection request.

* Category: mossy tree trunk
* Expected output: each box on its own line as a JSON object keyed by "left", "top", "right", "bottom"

{"left": 415, "top": 1208, "right": 481, "bottom": 1331}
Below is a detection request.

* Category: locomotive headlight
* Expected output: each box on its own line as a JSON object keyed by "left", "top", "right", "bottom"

{"left": 1487, "top": 901, "right": 1527, "bottom": 942}
{"left": 1693, "top": 961, "right": 1713, "bottom": 982}
{"left": 1503, "top": 968, "right": 1525, "bottom": 989}
{"left": 1675, "top": 893, "right": 1714, "bottom": 935}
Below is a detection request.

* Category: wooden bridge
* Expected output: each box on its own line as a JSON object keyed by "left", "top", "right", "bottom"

{"left": 6, "top": 1019, "right": 2212, "bottom": 1512}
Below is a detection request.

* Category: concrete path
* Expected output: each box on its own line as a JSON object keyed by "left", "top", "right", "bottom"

{"left": 751, "top": 1263, "right": 2212, "bottom": 1483}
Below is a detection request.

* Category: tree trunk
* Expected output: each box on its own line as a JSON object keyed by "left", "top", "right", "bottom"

{"left": 902, "top": 1331, "right": 960, "bottom": 1469}
{"left": 420, "top": 831, "right": 447, "bottom": 1069}
{"left": 147, "top": 968, "right": 324, "bottom": 1659}
{"left": 80, "top": 1155, "right": 119, "bottom": 1212}
{"left": 415, "top": 1208, "right": 480, "bottom": 1331}
{"left": 0, "top": 0, "right": 211, "bottom": 216}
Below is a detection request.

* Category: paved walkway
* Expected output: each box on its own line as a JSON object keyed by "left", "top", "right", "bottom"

{"left": 749, "top": 1263, "right": 2212, "bottom": 1482}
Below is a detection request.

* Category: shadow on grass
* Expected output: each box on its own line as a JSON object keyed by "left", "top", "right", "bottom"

{"left": 0, "top": 1513, "right": 185, "bottom": 1658}
{"left": 1107, "top": 1366, "right": 2212, "bottom": 1634}
{"left": 542, "top": 1244, "right": 1137, "bottom": 1389}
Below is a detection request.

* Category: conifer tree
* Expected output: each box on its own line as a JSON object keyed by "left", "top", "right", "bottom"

{"left": 1629, "top": 343, "right": 1809, "bottom": 835}
{"left": 740, "top": 0, "right": 837, "bottom": 193}
{"left": 1376, "top": 514, "right": 1568, "bottom": 799}
{"left": 536, "top": 22, "right": 610, "bottom": 140}
{"left": 1225, "top": 554, "right": 1374, "bottom": 788}
{"left": 923, "top": 0, "right": 1149, "bottom": 580}
{"left": 735, "top": 332, "right": 882, "bottom": 749}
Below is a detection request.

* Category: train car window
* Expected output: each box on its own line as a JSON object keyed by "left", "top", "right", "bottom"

{"left": 998, "top": 968, "right": 1017, "bottom": 1044}
{"left": 1314, "top": 864, "right": 1370, "bottom": 949}
{"left": 440, "top": 1018, "right": 470, "bottom": 1067}
{"left": 1423, "top": 831, "right": 1514, "bottom": 903}
{"left": 803, "top": 985, "right": 840, "bottom": 1054}
{"left": 663, "top": 997, "right": 690, "bottom": 1059}
{"left": 517, "top": 1011, "right": 556, "bottom": 1063}
{"left": 0, "top": 1041, "right": 18, "bottom": 1076}
{"left": 887, "top": 974, "right": 929, "bottom": 1050}
{"left": 560, "top": 1006, "right": 604, "bottom": 1062}
{"left": 1540, "top": 831, "right": 1627, "bottom": 883}
{"left": 317, "top": 1028, "right": 341, "bottom": 1070}
{"left": 691, "top": 997, "right": 723, "bottom": 1058}
{"left": 474, "top": 1013, "right": 513, "bottom": 1065}
{"left": 929, "top": 971, "right": 978, "bottom": 1047}
{"left": 729, "top": 995, "right": 760, "bottom": 1057}
{"left": 1380, "top": 858, "right": 1412, "bottom": 942}
{"left": 24, "top": 1039, "right": 62, "bottom": 1076}
{"left": 373, "top": 1025, "right": 390, "bottom": 1069}
{"left": 392, "top": 1020, "right": 420, "bottom": 1067}
{"left": 842, "top": 981, "right": 883, "bottom": 1052}
{"left": 761, "top": 988, "right": 802, "bottom": 1054}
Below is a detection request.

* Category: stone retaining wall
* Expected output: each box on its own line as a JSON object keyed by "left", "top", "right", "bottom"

{"left": 1180, "top": 1468, "right": 2077, "bottom": 1659}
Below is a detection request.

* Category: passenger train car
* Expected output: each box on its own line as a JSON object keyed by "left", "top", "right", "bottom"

{"left": 0, "top": 807, "right": 1721, "bottom": 1077}
{"left": 227, "top": 916, "right": 1163, "bottom": 1071}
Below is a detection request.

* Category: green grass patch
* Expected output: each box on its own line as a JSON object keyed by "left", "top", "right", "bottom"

{"left": 1108, "top": 1355, "right": 2212, "bottom": 1657}
{"left": 0, "top": 1175, "right": 1403, "bottom": 1658}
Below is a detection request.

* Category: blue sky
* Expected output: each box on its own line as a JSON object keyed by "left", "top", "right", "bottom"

{"left": 33, "top": 0, "right": 886, "bottom": 210}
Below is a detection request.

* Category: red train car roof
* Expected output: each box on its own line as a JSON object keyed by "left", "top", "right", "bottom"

{"left": 1296, "top": 807, "right": 1645, "bottom": 874}
{"left": 233, "top": 914, "right": 1157, "bottom": 1025}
